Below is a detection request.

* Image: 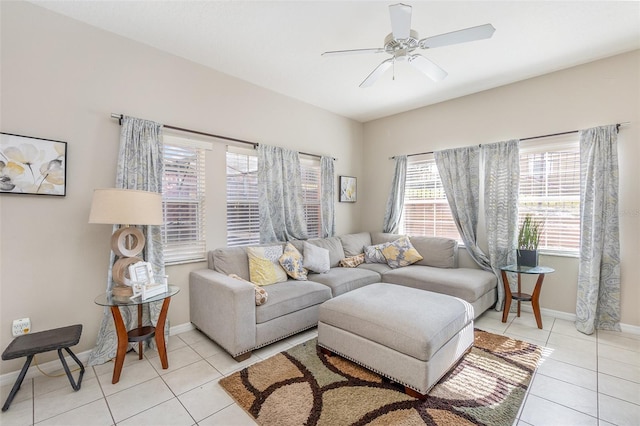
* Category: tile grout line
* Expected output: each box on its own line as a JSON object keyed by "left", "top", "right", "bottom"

{"left": 31, "top": 378, "right": 34, "bottom": 426}
{"left": 92, "top": 365, "right": 117, "bottom": 426}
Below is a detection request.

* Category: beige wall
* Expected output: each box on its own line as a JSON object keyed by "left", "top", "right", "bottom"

{"left": 0, "top": 2, "right": 364, "bottom": 373}
{"left": 362, "top": 50, "right": 640, "bottom": 328}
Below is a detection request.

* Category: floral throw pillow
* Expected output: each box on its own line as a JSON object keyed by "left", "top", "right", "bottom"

{"left": 247, "top": 245, "right": 288, "bottom": 286}
{"left": 228, "top": 274, "right": 268, "bottom": 306}
{"left": 381, "top": 236, "right": 424, "bottom": 268}
{"left": 279, "top": 243, "right": 308, "bottom": 280}
{"left": 364, "top": 242, "right": 391, "bottom": 264}
{"left": 339, "top": 253, "right": 365, "bottom": 268}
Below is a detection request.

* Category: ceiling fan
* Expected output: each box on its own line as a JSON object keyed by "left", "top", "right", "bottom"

{"left": 322, "top": 3, "right": 496, "bottom": 87}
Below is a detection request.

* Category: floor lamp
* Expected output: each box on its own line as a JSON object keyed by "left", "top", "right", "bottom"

{"left": 89, "top": 188, "right": 163, "bottom": 297}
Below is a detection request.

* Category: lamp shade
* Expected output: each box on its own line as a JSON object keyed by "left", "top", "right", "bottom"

{"left": 89, "top": 188, "right": 163, "bottom": 225}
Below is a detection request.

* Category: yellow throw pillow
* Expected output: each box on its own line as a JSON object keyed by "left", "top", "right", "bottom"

{"left": 247, "top": 246, "right": 288, "bottom": 286}
{"left": 228, "top": 274, "right": 268, "bottom": 306}
{"left": 381, "top": 236, "right": 424, "bottom": 268}
{"left": 279, "top": 243, "right": 308, "bottom": 280}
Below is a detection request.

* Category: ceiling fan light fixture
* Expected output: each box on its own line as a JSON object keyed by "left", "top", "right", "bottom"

{"left": 323, "top": 3, "right": 495, "bottom": 87}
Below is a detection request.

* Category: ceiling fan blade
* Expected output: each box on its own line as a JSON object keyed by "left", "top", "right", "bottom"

{"left": 389, "top": 3, "right": 412, "bottom": 40}
{"left": 419, "top": 23, "right": 496, "bottom": 49}
{"left": 408, "top": 54, "right": 448, "bottom": 82}
{"left": 360, "top": 58, "right": 394, "bottom": 88}
{"left": 322, "top": 48, "right": 385, "bottom": 57}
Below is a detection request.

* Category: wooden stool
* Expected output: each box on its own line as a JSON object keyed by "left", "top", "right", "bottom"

{"left": 1, "top": 324, "right": 84, "bottom": 411}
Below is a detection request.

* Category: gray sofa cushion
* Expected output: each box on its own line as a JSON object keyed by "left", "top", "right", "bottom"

{"left": 357, "top": 263, "right": 393, "bottom": 275}
{"left": 211, "top": 246, "right": 252, "bottom": 280}
{"left": 307, "top": 267, "right": 381, "bottom": 297}
{"left": 339, "top": 232, "right": 372, "bottom": 257}
{"left": 370, "top": 232, "right": 403, "bottom": 245}
{"left": 410, "top": 236, "right": 457, "bottom": 268}
{"left": 255, "top": 280, "right": 331, "bottom": 324}
{"left": 381, "top": 265, "right": 497, "bottom": 303}
{"left": 306, "top": 237, "right": 345, "bottom": 267}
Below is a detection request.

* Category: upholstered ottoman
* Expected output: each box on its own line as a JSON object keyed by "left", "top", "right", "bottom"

{"left": 317, "top": 283, "right": 474, "bottom": 398}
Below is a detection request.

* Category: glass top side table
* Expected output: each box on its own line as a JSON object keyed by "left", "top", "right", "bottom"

{"left": 499, "top": 265, "right": 554, "bottom": 329}
{"left": 95, "top": 285, "right": 179, "bottom": 384}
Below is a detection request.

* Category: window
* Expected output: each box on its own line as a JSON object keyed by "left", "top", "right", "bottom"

{"left": 226, "top": 148, "right": 259, "bottom": 247}
{"left": 300, "top": 157, "right": 322, "bottom": 239}
{"left": 226, "top": 149, "right": 322, "bottom": 246}
{"left": 162, "top": 136, "right": 207, "bottom": 264}
{"left": 518, "top": 135, "right": 580, "bottom": 253}
{"left": 400, "top": 156, "right": 461, "bottom": 241}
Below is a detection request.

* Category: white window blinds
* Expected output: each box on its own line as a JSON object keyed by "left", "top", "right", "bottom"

{"left": 226, "top": 147, "right": 260, "bottom": 247}
{"left": 226, "top": 148, "right": 322, "bottom": 246}
{"left": 518, "top": 135, "right": 580, "bottom": 253}
{"left": 162, "top": 136, "right": 207, "bottom": 264}
{"left": 401, "top": 156, "right": 461, "bottom": 241}
{"left": 301, "top": 157, "right": 321, "bottom": 239}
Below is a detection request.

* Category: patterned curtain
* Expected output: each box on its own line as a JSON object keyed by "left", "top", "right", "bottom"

{"left": 435, "top": 147, "right": 492, "bottom": 270}
{"left": 576, "top": 125, "right": 621, "bottom": 334}
{"left": 382, "top": 155, "right": 407, "bottom": 233}
{"left": 320, "top": 156, "right": 336, "bottom": 238}
{"left": 482, "top": 140, "right": 520, "bottom": 310}
{"left": 88, "top": 115, "right": 165, "bottom": 365}
{"left": 258, "top": 144, "right": 308, "bottom": 243}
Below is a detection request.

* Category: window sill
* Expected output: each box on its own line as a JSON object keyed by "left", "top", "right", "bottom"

{"left": 457, "top": 245, "right": 579, "bottom": 259}
{"left": 165, "top": 258, "right": 207, "bottom": 267}
{"left": 538, "top": 250, "right": 579, "bottom": 259}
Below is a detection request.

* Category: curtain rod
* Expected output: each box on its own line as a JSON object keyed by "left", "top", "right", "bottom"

{"left": 110, "top": 113, "right": 336, "bottom": 161}
{"left": 390, "top": 122, "right": 630, "bottom": 160}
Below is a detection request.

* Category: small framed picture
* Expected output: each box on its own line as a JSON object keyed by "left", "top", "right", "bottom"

{"left": 339, "top": 176, "right": 357, "bottom": 203}
{"left": 0, "top": 132, "right": 67, "bottom": 196}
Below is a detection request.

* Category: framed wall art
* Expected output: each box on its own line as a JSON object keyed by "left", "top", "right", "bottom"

{"left": 339, "top": 175, "right": 357, "bottom": 203}
{"left": 0, "top": 132, "right": 67, "bottom": 196}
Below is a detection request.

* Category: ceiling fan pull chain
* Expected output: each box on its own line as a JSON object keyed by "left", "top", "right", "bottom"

{"left": 393, "top": 58, "right": 396, "bottom": 81}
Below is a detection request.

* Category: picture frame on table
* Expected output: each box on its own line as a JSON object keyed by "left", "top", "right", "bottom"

{"left": 339, "top": 176, "right": 357, "bottom": 203}
{"left": 0, "top": 132, "right": 67, "bottom": 196}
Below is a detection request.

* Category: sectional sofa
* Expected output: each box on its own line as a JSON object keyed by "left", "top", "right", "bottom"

{"left": 189, "top": 232, "right": 497, "bottom": 360}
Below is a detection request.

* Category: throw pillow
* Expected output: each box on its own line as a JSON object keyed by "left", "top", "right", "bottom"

{"left": 364, "top": 242, "right": 391, "bottom": 264}
{"left": 339, "top": 253, "right": 365, "bottom": 268}
{"left": 279, "top": 243, "right": 308, "bottom": 280}
{"left": 246, "top": 245, "right": 288, "bottom": 286}
{"left": 228, "top": 274, "right": 268, "bottom": 306}
{"left": 302, "top": 241, "right": 330, "bottom": 273}
{"left": 381, "top": 236, "right": 424, "bottom": 268}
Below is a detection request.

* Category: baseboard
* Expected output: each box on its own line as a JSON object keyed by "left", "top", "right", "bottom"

{"left": 0, "top": 322, "right": 195, "bottom": 388}
{"left": 519, "top": 305, "right": 640, "bottom": 335}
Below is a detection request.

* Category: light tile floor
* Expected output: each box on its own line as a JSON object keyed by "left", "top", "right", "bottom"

{"left": 1, "top": 310, "right": 639, "bottom": 425}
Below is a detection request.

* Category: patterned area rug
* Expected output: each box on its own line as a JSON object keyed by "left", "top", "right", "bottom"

{"left": 220, "top": 329, "right": 542, "bottom": 426}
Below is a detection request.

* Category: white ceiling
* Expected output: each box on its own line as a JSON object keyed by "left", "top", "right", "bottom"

{"left": 29, "top": 1, "right": 640, "bottom": 122}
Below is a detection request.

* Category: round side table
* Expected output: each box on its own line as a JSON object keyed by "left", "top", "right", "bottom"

{"left": 95, "top": 285, "right": 179, "bottom": 384}
{"left": 500, "top": 265, "right": 554, "bottom": 329}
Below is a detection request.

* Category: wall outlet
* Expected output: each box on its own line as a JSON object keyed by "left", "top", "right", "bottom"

{"left": 12, "top": 318, "right": 30, "bottom": 337}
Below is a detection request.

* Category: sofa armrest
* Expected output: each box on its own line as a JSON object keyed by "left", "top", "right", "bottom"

{"left": 189, "top": 269, "right": 256, "bottom": 357}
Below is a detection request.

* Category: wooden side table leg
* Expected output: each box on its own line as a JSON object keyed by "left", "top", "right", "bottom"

{"left": 110, "top": 306, "right": 128, "bottom": 384}
{"left": 137, "top": 304, "right": 143, "bottom": 360}
{"left": 155, "top": 297, "right": 172, "bottom": 369}
{"left": 501, "top": 271, "right": 512, "bottom": 323}
{"left": 531, "top": 274, "right": 546, "bottom": 329}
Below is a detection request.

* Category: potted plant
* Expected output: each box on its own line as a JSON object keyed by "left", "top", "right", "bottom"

{"left": 517, "top": 214, "right": 543, "bottom": 267}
